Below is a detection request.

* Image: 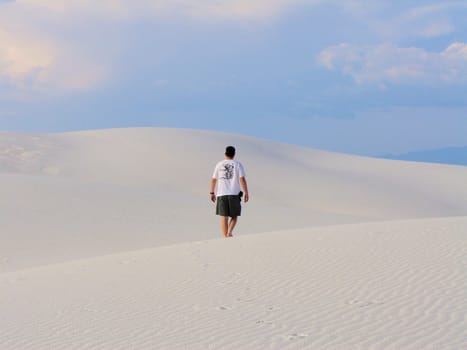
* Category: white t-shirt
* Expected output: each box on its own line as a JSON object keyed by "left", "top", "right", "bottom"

{"left": 212, "top": 159, "right": 246, "bottom": 196}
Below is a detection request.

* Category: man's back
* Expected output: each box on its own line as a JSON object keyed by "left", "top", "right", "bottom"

{"left": 212, "top": 159, "right": 246, "bottom": 197}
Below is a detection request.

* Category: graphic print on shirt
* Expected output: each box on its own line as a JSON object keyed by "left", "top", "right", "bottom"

{"left": 221, "top": 164, "right": 234, "bottom": 180}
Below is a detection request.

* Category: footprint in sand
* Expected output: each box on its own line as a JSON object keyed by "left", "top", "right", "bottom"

{"left": 216, "top": 305, "right": 232, "bottom": 311}
{"left": 286, "top": 333, "right": 308, "bottom": 340}
{"left": 267, "top": 306, "right": 281, "bottom": 312}
{"left": 256, "top": 320, "right": 274, "bottom": 326}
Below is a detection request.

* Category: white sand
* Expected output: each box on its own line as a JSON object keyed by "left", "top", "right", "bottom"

{"left": 1, "top": 128, "right": 466, "bottom": 349}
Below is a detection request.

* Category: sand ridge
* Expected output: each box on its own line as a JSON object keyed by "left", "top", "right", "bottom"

{"left": 1, "top": 128, "right": 466, "bottom": 272}
{"left": 1, "top": 217, "right": 465, "bottom": 349}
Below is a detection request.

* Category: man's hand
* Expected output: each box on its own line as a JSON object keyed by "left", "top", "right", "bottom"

{"left": 210, "top": 178, "right": 217, "bottom": 203}
{"left": 240, "top": 177, "right": 249, "bottom": 203}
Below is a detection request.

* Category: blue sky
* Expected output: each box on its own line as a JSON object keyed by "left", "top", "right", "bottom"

{"left": 0, "top": 0, "right": 466, "bottom": 155}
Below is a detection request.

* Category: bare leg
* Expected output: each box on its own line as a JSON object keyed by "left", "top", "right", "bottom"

{"left": 221, "top": 216, "right": 229, "bottom": 237}
{"left": 227, "top": 216, "right": 238, "bottom": 237}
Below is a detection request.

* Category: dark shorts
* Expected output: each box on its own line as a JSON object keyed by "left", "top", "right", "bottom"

{"left": 216, "top": 195, "right": 241, "bottom": 217}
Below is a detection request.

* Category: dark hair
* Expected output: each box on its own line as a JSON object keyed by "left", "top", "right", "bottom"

{"left": 225, "top": 146, "right": 236, "bottom": 158}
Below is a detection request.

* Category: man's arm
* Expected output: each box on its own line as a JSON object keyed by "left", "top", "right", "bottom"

{"left": 210, "top": 178, "right": 217, "bottom": 202}
{"left": 240, "top": 176, "right": 249, "bottom": 203}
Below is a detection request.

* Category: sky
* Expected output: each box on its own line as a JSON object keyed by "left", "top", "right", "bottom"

{"left": 0, "top": 0, "right": 466, "bottom": 156}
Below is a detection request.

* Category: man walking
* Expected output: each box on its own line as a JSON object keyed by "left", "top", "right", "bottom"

{"left": 210, "top": 146, "right": 249, "bottom": 238}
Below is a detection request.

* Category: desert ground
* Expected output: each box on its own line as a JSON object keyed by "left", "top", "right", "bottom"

{"left": 1, "top": 128, "right": 466, "bottom": 349}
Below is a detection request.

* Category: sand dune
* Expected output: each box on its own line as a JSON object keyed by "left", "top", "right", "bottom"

{"left": 1, "top": 128, "right": 466, "bottom": 349}
{"left": 1, "top": 217, "right": 465, "bottom": 349}
{"left": 1, "top": 128, "right": 466, "bottom": 272}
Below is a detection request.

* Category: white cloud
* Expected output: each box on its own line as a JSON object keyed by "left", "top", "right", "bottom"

{"left": 16, "top": 0, "right": 316, "bottom": 21}
{"left": 0, "top": 1, "right": 117, "bottom": 94}
{"left": 334, "top": 1, "right": 467, "bottom": 40}
{"left": 415, "top": 21, "right": 454, "bottom": 38}
{"left": 384, "top": 2, "right": 467, "bottom": 40}
{"left": 0, "top": 27, "right": 108, "bottom": 93}
{"left": 180, "top": 0, "right": 315, "bottom": 20}
{"left": 0, "top": 0, "right": 318, "bottom": 94}
{"left": 402, "top": 1, "right": 467, "bottom": 19}
{"left": 318, "top": 42, "right": 467, "bottom": 86}
{"left": 1, "top": 0, "right": 466, "bottom": 94}
{"left": 0, "top": 29, "right": 55, "bottom": 80}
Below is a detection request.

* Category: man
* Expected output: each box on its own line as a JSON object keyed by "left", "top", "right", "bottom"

{"left": 210, "top": 146, "right": 249, "bottom": 238}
